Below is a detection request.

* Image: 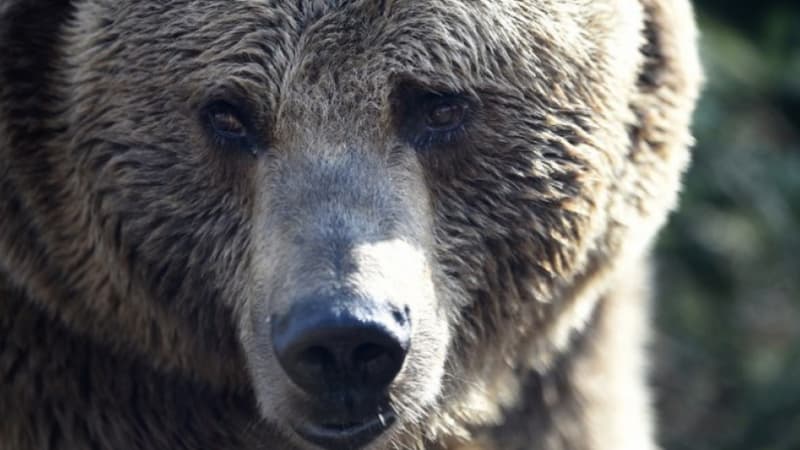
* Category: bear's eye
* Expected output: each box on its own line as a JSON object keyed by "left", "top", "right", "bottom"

{"left": 391, "top": 83, "right": 474, "bottom": 151}
{"left": 425, "top": 99, "right": 468, "bottom": 132}
{"left": 202, "top": 100, "right": 257, "bottom": 153}
{"left": 210, "top": 109, "right": 246, "bottom": 139}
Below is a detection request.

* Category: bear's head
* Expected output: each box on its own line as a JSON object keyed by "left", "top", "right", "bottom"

{"left": 0, "top": 0, "right": 700, "bottom": 448}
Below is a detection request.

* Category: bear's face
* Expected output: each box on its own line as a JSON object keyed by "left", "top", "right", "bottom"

{"left": 53, "top": 0, "right": 667, "bottom": 448}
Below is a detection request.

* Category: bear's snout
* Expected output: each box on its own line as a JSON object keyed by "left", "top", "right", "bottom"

{"left": 271, "top": 295, "right": 411, "bottom": 398}
{"left": 270, "top": 295, "right": 410, "bottom": 448}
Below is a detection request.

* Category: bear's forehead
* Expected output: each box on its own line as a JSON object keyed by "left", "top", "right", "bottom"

{"left": 75, "top": 0, "right": 594, "bottom": 86}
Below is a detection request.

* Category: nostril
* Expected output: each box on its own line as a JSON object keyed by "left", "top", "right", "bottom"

{"left": 352, "top": 342, "right": 403, "bottom": 388}
{"left": 296, "top": 346, "right": 336, "bottom": 380}
{"left": 353, "top": 342, "right": 384, "bottom": 365}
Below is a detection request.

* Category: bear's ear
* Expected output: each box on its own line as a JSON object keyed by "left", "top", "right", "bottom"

{"left": 0, "top": 0, "right": 74, "bottom": 45}
{"left": 0, "top": 0, "right": 75, "bottom": 140}
{"left": 629, "top": 0, "right": 702, "bottom": 157}
{"left": 0, "top": 0, "right": 76, "bottom": 57}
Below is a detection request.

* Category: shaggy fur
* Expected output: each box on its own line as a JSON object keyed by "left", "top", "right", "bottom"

{"left": 0, "top": 0, "right": 701, "bottom": 449}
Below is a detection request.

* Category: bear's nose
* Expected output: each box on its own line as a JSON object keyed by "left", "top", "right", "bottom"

{"left": 271, "top": 296, "right": 411, "bottom": 399}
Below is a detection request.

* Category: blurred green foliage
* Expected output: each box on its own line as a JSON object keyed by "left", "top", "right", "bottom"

{"left": 655, "top": 1, "right": 800, "bottom": 449}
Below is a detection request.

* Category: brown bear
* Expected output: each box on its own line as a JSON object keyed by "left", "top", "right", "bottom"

{"left": 0, "top": 0, "right": 701, "bottom": 449}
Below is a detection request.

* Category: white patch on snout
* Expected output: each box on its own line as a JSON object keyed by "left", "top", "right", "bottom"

{"left": 348, "top": 238, "right": 430, "bottom": 299}
{"left": 348, "top": 238, "right": 449, "bottom": 423}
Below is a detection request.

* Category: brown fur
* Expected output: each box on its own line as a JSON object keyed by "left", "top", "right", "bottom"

{"left": 0, "top": 0, "right": 701, "bottom": 449}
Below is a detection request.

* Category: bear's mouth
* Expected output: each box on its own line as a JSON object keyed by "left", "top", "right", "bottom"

{"left": 295, "top": 412, "right": 396, "bottom": 449}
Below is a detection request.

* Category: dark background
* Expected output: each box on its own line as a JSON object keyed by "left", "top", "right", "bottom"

{"left": 654, "top": 1, "right": 800, "bottom": 449}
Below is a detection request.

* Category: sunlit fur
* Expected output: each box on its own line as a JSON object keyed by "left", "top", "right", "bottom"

{"left": 0, "top": 0, "right": 701, "bottom": 449}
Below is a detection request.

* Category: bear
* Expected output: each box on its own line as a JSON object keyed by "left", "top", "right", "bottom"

{"left": 0, "top": 0, "right": 702, "bottom": 449}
